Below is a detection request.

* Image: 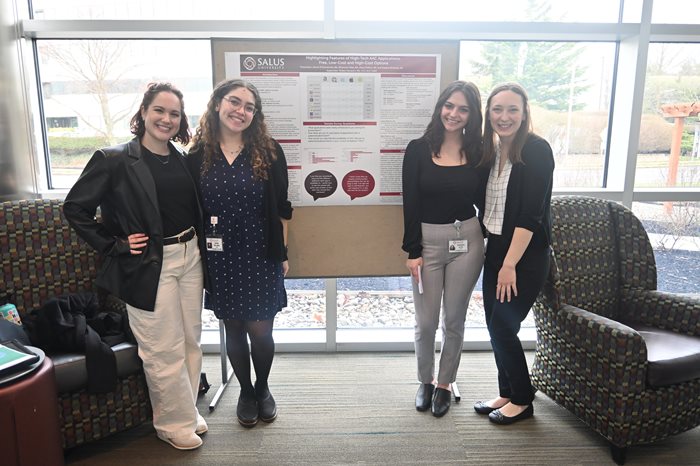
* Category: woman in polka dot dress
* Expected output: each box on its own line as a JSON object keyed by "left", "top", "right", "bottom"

{"left": 187, "top": 79, "right": 292, "bottom": 427}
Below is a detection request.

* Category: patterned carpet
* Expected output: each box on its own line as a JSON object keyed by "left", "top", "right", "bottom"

{"left": 64, "top": 351, "right": 700, "bottom": 465}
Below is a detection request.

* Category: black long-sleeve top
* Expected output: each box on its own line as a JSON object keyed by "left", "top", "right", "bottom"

{"left": 401, "top": 137, "right": 487, "bottom": 259}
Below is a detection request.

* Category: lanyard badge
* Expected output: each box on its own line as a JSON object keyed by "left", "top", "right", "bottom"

{"left": 448, "top": 219, "right": 468, "bottom": 253}
{"left": 206, "top": 215, "right": 224, "bottom": 252}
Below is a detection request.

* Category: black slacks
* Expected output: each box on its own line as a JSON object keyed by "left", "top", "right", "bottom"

{"left": 483, "top": 242, "right": 549, "bottom": 406}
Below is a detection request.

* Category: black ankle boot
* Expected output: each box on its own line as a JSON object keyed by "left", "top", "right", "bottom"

{"left": 256, "top": 383, "right": 277, "bottom": 423}
{"left": 237, "top": 391, "right": 259, "bottom": 427}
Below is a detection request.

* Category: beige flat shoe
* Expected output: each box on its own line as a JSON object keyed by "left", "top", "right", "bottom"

{"left": 196, "top": 414, "right": 208, "bottom": 435}
{"left": 157, "top": 432, "right": 203, "bottom": 450}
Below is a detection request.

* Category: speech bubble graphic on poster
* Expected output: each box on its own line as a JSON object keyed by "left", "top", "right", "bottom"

{"left": 304, "top": 170, "right": 338, "bottom": 201}
{"left": 342, "top": 170, "right": 375, "bottom": 200}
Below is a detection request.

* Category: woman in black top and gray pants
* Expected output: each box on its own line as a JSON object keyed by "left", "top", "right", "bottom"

{"left": 473, "top": 83, "right": 554, "bottom": 425}
{"left": 402, "top": 81, "right": 488, "bottom": 417}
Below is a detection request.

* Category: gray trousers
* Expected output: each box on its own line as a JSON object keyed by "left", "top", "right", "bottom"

{"left": 413, "top": 217, "right": 484, "bottom": 385}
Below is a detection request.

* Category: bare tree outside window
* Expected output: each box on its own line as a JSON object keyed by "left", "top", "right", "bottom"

{"left": 37, "top": 39, "right": 211, "bottom": 189}
{"left": 40, "top": 40, "right": 139, "bottom": 145}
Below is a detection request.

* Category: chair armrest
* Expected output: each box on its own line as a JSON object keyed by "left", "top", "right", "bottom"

{"left": 538, "top": 302, "right": 648, "bottom": 394}
{"left": 622, "top": 288, "right": 700, "bottom": 337}
{"left": 560, "top": 304, "right": 647, "bottom": 364}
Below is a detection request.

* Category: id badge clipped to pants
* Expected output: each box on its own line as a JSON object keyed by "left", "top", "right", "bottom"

{"left": 448, "top": 219, "right": 468, "bottom": 253}
{"left": 206, "top": 216, "right": 224, "bottom": 252}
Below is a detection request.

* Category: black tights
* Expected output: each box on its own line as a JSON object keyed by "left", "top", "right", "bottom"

{"left": 223, "top": 319, "right": 275, "bottom": 396}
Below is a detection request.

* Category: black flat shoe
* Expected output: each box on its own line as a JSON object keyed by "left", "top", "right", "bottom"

{"left": 474, "top": 400, "right": 500, "bottom": 415}
{"left": 237, "top": 393, "right": 259, "bottom": 427}
{"left": 488, "top": 404, "right": 534, "bottom": 425}
{"left": 415, "top": 383, "right": 434, "bottom": 412}
{"left": 257, "top": 389, "right": 277, "bottom": 423}
{"left": 431, "top": 387, "right": 451, "bottom": 417}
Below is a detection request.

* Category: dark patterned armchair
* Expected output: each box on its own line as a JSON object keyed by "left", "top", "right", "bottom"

{"left": 532, "top": 196, "right": 700, "bottom": 464}
{"left": 1, "top": 199, "right": 151, "bottom": 449}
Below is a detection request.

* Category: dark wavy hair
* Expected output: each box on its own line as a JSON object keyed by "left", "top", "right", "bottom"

{"left": 129, "top": 82, "right": 191, "bottom": 145}
{"left": 423, "top": 80, "right": 483, "bottom": 165}
{"left": 480, "top": 82, "right": 533, "bottom": 167}
{"left": 190, "top": 78, "right": 276, "bottom": 180}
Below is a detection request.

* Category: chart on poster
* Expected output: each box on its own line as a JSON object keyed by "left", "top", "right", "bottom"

{"left": 225, "top": 52, "right": 440, "bottom": 207}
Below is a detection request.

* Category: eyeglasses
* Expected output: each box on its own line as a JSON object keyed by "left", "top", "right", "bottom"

{"left": 222, "top": 96, "right": 257, "bottom": 115}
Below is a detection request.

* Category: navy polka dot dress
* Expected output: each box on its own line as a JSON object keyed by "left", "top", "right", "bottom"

{"left": 201, "top": 149, "right": 287, "bottom": 321}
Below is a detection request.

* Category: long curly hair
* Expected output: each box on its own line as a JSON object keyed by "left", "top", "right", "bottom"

{"left": 480, "top": 82, "right": 533, "bottom": 167}
{"left": 129, "top": 82, "right": 191, "bottom": 145}
{"left": 423, "top": 80, "right": 483, "bottom": 165}
{"left": 190, "top": 79, "right": 276, "bottom": 180}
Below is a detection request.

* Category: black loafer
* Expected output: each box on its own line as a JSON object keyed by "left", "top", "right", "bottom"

{"left": 488, "top": 404, "right": 534, "bottom": 425}
{"left": 257, "top": 390, "right": 277, "bottom": 423}
{"left": 473, "top": 400, "right": 499, "bottom": 415}
{"left": 237, "top": 393, "right": 259, "bottom": 427}
{"left": 431, "top": 388, "right": 451, "bottom": 417}
{"left": 415, "top": 384, "right": 434, "bottom": 412}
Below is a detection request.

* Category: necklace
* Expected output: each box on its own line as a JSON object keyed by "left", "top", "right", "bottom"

{"left": 150, "top": 152, "right": 170, "bottom": 165}
{"left": 221, "top": 143, "right": 244, "bottom": 156}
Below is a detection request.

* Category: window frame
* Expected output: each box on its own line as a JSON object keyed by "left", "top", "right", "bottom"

{"left": 13, "top": 0, "right": 700, "bottom": 352}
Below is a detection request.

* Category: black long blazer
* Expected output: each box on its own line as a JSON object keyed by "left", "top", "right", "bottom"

{"left": 63, "top": 137, "right": 209, "bottom": 311}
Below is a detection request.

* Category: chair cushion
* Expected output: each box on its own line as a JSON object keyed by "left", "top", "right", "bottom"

{"left": 627, "top": 323, "right": 700, "bottom": 387}
{"left": 50, "top": 342, "right": 142, "bottom": 393}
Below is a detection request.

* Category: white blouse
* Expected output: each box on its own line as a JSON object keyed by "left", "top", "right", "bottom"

{"left": 483, "top": 147, "right": 512, "bottom": 235}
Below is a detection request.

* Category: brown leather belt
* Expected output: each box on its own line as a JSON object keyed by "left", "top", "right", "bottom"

{"left": 163, "top": 226, "right": 195, "bottom": 246}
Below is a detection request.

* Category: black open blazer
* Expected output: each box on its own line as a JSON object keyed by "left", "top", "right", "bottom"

{"left": 63, "top": 137, "right": 209, "bottom": 311}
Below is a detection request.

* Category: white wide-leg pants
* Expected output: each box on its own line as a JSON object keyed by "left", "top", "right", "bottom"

{"left": 126, "top": 236, "right": 204, "bottom": 438}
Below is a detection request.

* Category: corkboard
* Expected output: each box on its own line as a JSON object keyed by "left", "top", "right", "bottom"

{"left": 212, "top": 39, "right": 459, "bottom": 277}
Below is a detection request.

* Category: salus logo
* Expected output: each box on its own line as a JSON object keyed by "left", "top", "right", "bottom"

{"left": 242, "top": 56, "right": 286, "bottom": 72}
{"left": 243, "top": 56, "right": 257, "bottom": 71}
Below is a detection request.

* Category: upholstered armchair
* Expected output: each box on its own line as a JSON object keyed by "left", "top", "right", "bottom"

{"left": 531, "top": 196, "right": 700, "bottom": 464}
{"left": 1, "top": 199, "right": 151, "bottom": 449}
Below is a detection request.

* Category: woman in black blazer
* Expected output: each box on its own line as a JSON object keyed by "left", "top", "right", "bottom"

{"left": 473, "top": 83, "right": 554, "bottom": 425}
{"left": 63, "top": 82, "right": 208, "bottom": 450}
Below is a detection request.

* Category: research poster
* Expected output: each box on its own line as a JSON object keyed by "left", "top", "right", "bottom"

{"left": 225, "top": 52, "right": 441, "bottom": 207}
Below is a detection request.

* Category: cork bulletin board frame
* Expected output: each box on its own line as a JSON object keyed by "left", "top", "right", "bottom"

{"left": 212, "top": 39, "right": 459, "bottom": 277}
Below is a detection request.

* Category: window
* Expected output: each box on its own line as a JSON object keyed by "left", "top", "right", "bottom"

{"left": 636, "top": 43, "right": 700, "bottom": 189}
{"left": 46, "top": 117, "right": 78, "bottom": 129}
{"left": 336, "top": 0, "right": 622, "bottom": 22}
{"left": 460, "top": 41, "right": 616, "bottom": 189}
{"left": 336, "top": 277, "right": 412, "bottom": 329}
{"left": 188, "top": 115, "right": 201, "bottom": 130}
{"left": 19, "top": 0, "right": 700, "bottom": 351}
{"left": 633, "top": 201, "right": 700, "bottom": 293}
{"left": 652, "top": 0, "right": 700, "bottom": 24}
{"left": 36, "top": 39, "right": 212, "bottom": 189}
{"left": 31, "top": 0, "right": 324, "bottom": 20}
{"left": 277, "top": 279, "right": 327, "bottom": 330}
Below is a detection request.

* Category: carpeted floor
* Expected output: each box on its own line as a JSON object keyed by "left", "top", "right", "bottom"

{"left": 64, "top": 351, "right": 699, "bottom": 465}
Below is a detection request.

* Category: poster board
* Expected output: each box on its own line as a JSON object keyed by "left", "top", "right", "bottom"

{"left": 212, "top": 39, "right": 459, "bottom": 277}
